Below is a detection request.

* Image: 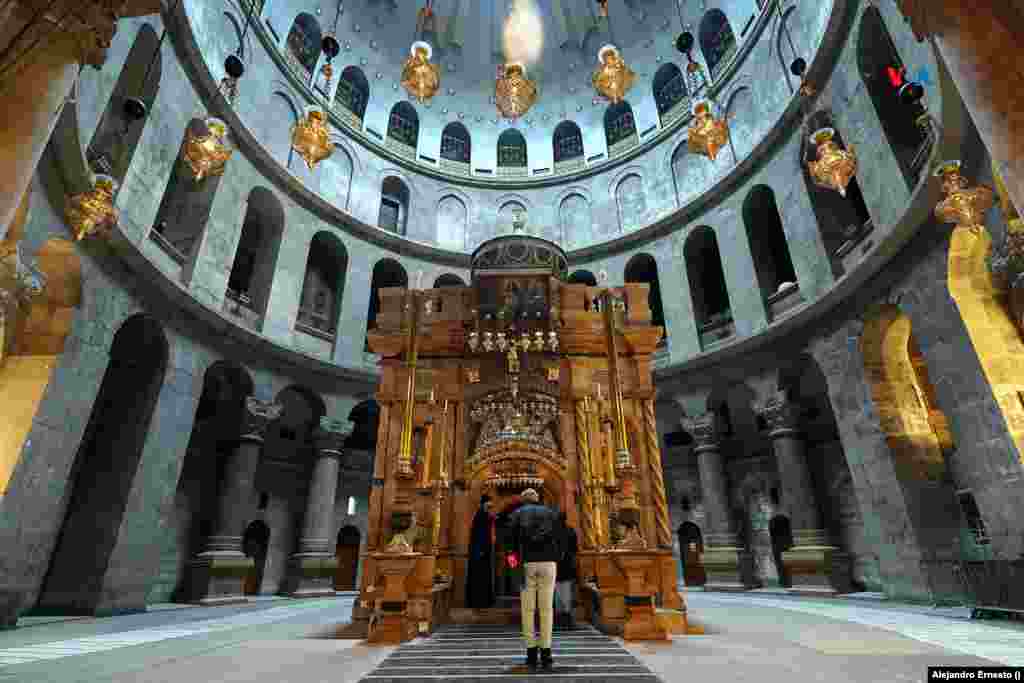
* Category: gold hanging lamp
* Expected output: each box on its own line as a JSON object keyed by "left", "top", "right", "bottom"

{"left": 65, "top": 175, "right": 119, "bottom": 241}
{"left": 291, "top": 105, "right": 334, "bottom": 170}
{"left": 181, "top": 116, "right": 233, "bottom": 182}
{"left": 495, "top": 62, "right": 538, "bottom": 119}
{"left": 687, "top": 99, "right": 730, "bottom": 161}
{"left": 806, "top": 127, "right": 858, "bottom": 197}
{"left": 402, "top": 41, "right": 441, "bottom": 103}
{"left": 933, "top": 160, "right": 994, "bottom": 229}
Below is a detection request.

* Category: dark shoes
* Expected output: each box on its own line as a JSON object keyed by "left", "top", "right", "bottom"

{"left": 540, "top": 648, "right": 553, "bottom": 670}
{"left": 526, "top": 647, "right": 539, "bottom": 669}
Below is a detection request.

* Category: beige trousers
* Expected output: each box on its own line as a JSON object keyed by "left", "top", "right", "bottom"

{"left": 520, "top": 561, "right": 557, "bottom": 648}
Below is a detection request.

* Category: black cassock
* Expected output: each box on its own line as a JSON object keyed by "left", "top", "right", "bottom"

{"left": 465, "top": 507, "right": 495, "bottom": 608}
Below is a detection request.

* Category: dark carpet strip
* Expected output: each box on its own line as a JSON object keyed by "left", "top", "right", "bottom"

{"left": 359, "top": 624, "right": 662, "bottom": 682}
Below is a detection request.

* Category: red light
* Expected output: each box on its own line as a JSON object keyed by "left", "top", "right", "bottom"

{"left": 507, "top": 552, "right": 519, "bottom": 569}
{"left": 885, "top": 66, "right": 905, "bottom": 89}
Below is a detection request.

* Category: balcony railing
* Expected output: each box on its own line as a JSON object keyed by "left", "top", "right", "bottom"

{"left": 699, "top": 312, "right": 735, "bottom": 349}
{"left": 296, "top": 307, "right": 336, "bottom": 341}
{"left": 148, "top": 229, "right": 188, "bottom": 266}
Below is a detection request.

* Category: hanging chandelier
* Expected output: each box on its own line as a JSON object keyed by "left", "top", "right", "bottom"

{"left": 933, "top": 160, "right": 994, "bottom": 229}
{"left": 687, "top": 99, "right": 730, "bottom": 161}
{"left": 401, "top": 41, "right": 441, "bottom": 103}
{"left": 181, "top": 116, "right": 233, "bottom": 182}
{"left": 807, "top": 127, "right": 858, "bottom": 196}
{"left": 592, "top": 45, "right": 636, "bottom": 104}
{"left": 291, "top": 105, "right": 334, "bottom": 169}
{"left": 495, "top": 62, "right": 538, "bottom": 119}
{"left": 65, "top": 175, "right": 119, "bottom": 241}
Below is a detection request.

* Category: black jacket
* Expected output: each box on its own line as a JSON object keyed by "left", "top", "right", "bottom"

{"left": 509, "top": 503, "right": 565, "bottom": 565}
{"left": 556, "top": 526, "right": 578, "bottom": 582}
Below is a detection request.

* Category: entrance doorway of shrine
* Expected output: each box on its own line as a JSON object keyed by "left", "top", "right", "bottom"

{"left": 335, "top": 525, "right": 361, "bottom": 591}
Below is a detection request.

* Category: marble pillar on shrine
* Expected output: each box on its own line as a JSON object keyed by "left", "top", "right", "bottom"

{"left": 760, "top": 392, "right": 852, "bottom": 594}
{"left": 189, "top": 397, "right": 282, "bottom": 604}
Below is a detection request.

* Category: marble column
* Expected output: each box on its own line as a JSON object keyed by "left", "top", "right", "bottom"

{"left": 189, "top": 397, "right": 282, "bottom": 604}
{"left": 285, "top": 416, "right": 353, "bottom": 597}
{"left": 761, "top": 392, "right": 852, "bottom": 594}
{"left": 683, "top": 412, "right": 753, "bottom": 590}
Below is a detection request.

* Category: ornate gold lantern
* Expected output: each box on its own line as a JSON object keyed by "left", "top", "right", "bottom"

{"left": 291, "top": 105, "right": 334, "bottom": 170}
{"left": 687, "top": 100, "right": 730, "bottom": 161}
{"left": 181, "top": 117, "right": 233, "bottom": 181}
{"left": 0, "top": 242, "right": 45, "bottom": 309}
{"left": 807, "top": 127, "right": 858, "bottom": 197}
{"left": 592, "top": 45, "right": 636, "bottom": 104}
{"left": 495, "top": 62, "right": 538, "bottom": 119}
{"left": 933, "top": 160, "right": 994, "bottom": 229}
{"left": 401, "top": 41, "right": 441, "bottom": 104}
{"left": 65, "top": 175, "right": 119, "bottom": 241}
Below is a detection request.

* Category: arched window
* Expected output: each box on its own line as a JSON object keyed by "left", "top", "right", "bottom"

{"left": 553, "top": 121, "right": 584, "bottom": 169}
{"left": 497, "top": 129, "right": 527, "bottom": 176}
{"left": 685, "top": 227, "right": 733, "bottom": 347}
{"left": 149, "top": 118, "right": 224, "bottom": 271}
{"left": 367, "top": 259, "right": 409, "bottom": 341}
{"left": 568, "top": 270, "right": 598, "bottom": 286}
{"left": 653, "top": 63, "right": 688, "bottom": 122}
{"left": 857, "top": 6, "right": 932, "bottom": 188}
{"left": 699, "top": 9, "right": 737, "bottom": 81}
{"left": 86, "top": 25, "right": 161, "bottom": 182}
{"left": 336, "top": 66, "right": 370, "bottom": 123}
{"left": 436, "top": 194, "right": 467, "bottom": 251}
{"left": 615, "top": 174, "right": 646, "bottom": 232}
{"left": 286, "top": 13, "right": 322, "bottom": 79}
{"left": 604, "top": 101, "right": 637, "bottom": 156}
{"left": 559, "top": 193, "right": 591, "bottom": 249}
{"left": 742, "top": 185, "right": 799, "bottom": 318}
{"left": 802, "top": 111, "right": 873, "bottom": 278}
{"left": 440, "top": 122, "right": 471, "bottom": 165}
{"left": 226, "top": 187, "right": 285, "bottom": 328}
{"left": 379, "top": 177, "right": 410, "bottom": 235}
{"left": 297, "top": 233, "right": 347, "bottom": 342}
{"left": 625, "top": 254, "right": 667, "bottom": 344}
{"left": 386, "top": 102, "right": 419, "bottom": 155}
{"left": 434, "top": 274, "right": 466, "bottom": 288}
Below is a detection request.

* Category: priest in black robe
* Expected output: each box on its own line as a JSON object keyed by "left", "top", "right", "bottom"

{"left": 466, "top": 494, "right": 496, "bottom": 609}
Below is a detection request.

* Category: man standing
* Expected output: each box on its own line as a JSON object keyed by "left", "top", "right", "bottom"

{"left": 509, "top": 489, "right": 565, "bottom": 671}
{"left": 466, "top": 495, "right": 496, "bottom": 609}
{"left": 555, "top": 512, "right": 578, "bottom": 628}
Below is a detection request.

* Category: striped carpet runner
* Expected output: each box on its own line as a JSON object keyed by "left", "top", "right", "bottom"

{"left": 359, "top": 623, "right": 662, "bottom": 682}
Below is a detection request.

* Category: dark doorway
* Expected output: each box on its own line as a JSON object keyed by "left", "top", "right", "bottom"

{"left": 769, "top": 515, "right": 794, "bottom": 587}
{"left": 678, "top": 522, "right": 706, "bottom": 586}
{"left": 36, "top": 315, "right": 168, "bottom": 614}
{"left": 335, "top": 525, "right": 361, "bottom": 590}
{"left": 242, "top": 520, "right": 271, "bottom": 595}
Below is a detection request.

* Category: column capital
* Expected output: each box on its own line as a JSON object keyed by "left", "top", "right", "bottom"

{"left": 759, "top": 392, "right": 802, "bottom": 437}
{"left": 314, "top": 416, "right": 353, "bottom": 456}
{"left": 240, "top": 397, "right": 283, "bottom": 441}
{"left": 682, "top": 412, "right": 718, "bottom": 451}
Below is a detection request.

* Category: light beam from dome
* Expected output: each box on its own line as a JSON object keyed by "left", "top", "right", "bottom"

{"left": 502, "top": 0, "right": 544, "bottom": 67}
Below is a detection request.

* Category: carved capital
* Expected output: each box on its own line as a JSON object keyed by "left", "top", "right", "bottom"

{"left": 240, "top": 397, "right": 283, "bottom": 440}
{"left": 760, "top": 392, "right": 802, "bottom": 437}
{"left": 682, "top": 412, "right": 718, "bottom": 450}
{"left": 315, "top": 416, "right": 354, "bottom": 455}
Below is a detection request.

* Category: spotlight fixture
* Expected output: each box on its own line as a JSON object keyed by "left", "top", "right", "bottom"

{"left": 884, "top": 66, "right": 924, "bottom": 105}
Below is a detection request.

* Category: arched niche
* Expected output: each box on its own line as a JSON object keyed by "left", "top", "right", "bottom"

{"left": 684, "top": 226, "right": 733, "bottom": 347}
{"left": 553, "top": 121, "right": 584, "bottom": 169}
{"left": 379, "top": 176, "right": 410, "bottom": 235}
{"left": 441, "top": 122, "right": 471, "bottom": 165}
{"left": 706, "top": 383, "right": 757, "bottom": 440}
{"left": 0, "top": 238, "right": 81, "bottom": 494}
{"left": 335, "top": 525, "right": 361, "bottom": 590}
{"left": 297, "top": 232, "right": 348, "bottom": 340}
{"left": 436, "top": 194, "right": 468, "bottom": 251}
{"left": 366, "top": 258, "right": 408, "bottom": 337}
{"left": 742, "top": 185, "right": 800, "bottom": 318}
{"left": 625, "top": 253, "right": 667, "bottom": 344}
{"left": 724, "top": 85, "right": 755, "bottom": 162}
{"left": 802, "top": 111, "right": 873, "bottom": 278}
{"left": 653, "top": 63, "right": 688, "bottom": 122}
{"left": 336, "top": 66, "right": 370, "bottom": 122}
{"left": 285, "top": 12, "right": 322, "bottom": 79}
{"left": 567, "top": 270, "right": 597, "bottom": 286}
{"left": 268, "top": 92, "right": 300, "bottom": 172}
{"left": 498, "top": 200, "right": 528, "bottom": 234}
{"left": 559, "top": 193, "right": 591, "bottom": 249}
{"left": 85, "top": 25, "right": 161, "bottom": 182}
{"left": 678, "top": 521, "right": 706, "bottom": 586}
{"left": 150, "top": 119, "right": 225, "bottom": 274}
{"left": 226, "top": 187, "right": 285, "bottom": 329}
{"left": 347, "top": 399, "right": 380, "bottom": 451}
{"left": 615, "top": 173, "right": 646, "bottom": 233}
{"left": 434, "top": 273, "right": 466, "bottom": 288}
{"left": 857, "top": 6, "right": 932, "bottom": 189}
{"left": 319, "top": 146, "right": 353, "bottom": 210}
{"left": 36, "top": 314, "right": 169, "bottom": 614}
{"left": 604, "top": 101, "right": 637, "bottom": 156}
{"left": 699, "top": 9, "right": 737, "bottom": 82}
{"left": 387, "top": 101, "right": 419, "bottom": 154}
{"left": 497, "top": 129, "right": 527, "bottom": 176}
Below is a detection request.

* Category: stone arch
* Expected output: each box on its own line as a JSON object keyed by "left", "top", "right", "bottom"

{"left": 653, "top": 62, "right": 687, "bottom": 121}
{"left": 85, "top": 24, "right": 161, "bottom": 182}
{"left": 441, "top": 122, "right": 471, "bottom": 164}
{"left": 436, "top": 194, "right": 468, "bottom": 251}
{"left": 699, "top": 8, "right": 737, "bottom": 82}
{"left": 366, "top": 258, "right": 409, "bottom": 335}
{"left": 434, "top": 273, "right": 466, "bottom": 288}
{"left": 497, "top": 129, "right": 528, "bottom": 170}
{"left": 558, "top": 191, "right": 591, "bottom": 249}
{"left": 227, "top": 187, "right": 285, "bottom": 329}
{"left": 776, "top": 5, "right": 803, "bottom": 94}
{"left": 553, "top": 121, "right": 584, "bottom": 165}
{"left": 319, "top": 144, "right": 353, "bottom": 210}
{"left": 337, "top": 65, "right": 370, "bottom": 121}
{"left": 387, "top": 101, "right": 420, "bottom": 152}
{"left": 625, "top": 253, "right": 666, "bottom": 344}
{"left": 347, "top": 399, "right": 380, "bottom": 451}
{"left": 615, "top": 173, "right": 646, "bottom": 233}
{"left": 36, "top": 314, "right": 169, "bottom": 614}
{"left": 742, "top": 185, "right": 799, "bottom": 313}
{"left": 0, "top": 238, "right": 81, "bottom": 494}
{"left": 497, "top": 195, "right": 530, "bottom": 235}
{"left": 723, "top": 84, "right": 755, "bottom": 162}
{"left": 684, "top": 226, "right": 732, "bottom": 342}
{"left": 297, "top": 232, "right": 348, "bottom": 341}
{"left": 268, "top": 91, "right": 300, "bottom": 171}
{"left": 379, "top": 176, "right": 411, "bottom": 235}
{"left": 706, "top": 382, "right": 758, "bottom": 440}
{"left": 274, "top": 385, "right": 327, "bottom": 441}
{"left": 857, "top": 6, "right": 931, "bottom": 188}
{"left": 150, "top": 118, "right": 226, "bottom": 279}
{"left": 567, "top": 270, "right": 597, "bottom": 286}
{"left": 285, "top": 12, "right": 322, "bottom": 78}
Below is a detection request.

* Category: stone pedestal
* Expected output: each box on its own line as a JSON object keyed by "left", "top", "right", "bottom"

{"left": 610, "top": 551, "right": 670, "bottom": 641}
{"left": 368, "top": 552, "right": 422, "bottom": 644}
{"left": 189, "top": 398, "right": 281, "bottom": 604}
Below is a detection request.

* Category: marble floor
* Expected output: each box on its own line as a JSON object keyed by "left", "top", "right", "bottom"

{"left": 0, "top": 592, "right": 1019, "bottom": 682}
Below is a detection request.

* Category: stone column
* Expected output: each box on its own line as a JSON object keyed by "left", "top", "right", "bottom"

{"left": 189, "top": 397, "right": 282, "bottom": 604}
{"left": 286, "top": 417, "right": 353, "bottom": 597}
{"left": 683, "top": 412, "right": 752, "bottom": 590}
{"left": 761, "top": 392, "right": 852, "bottom": 594}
